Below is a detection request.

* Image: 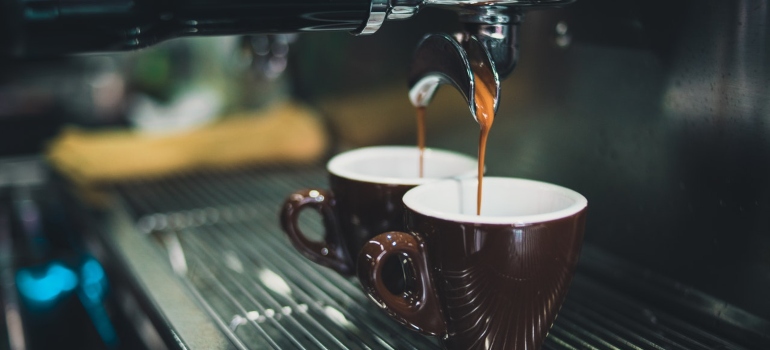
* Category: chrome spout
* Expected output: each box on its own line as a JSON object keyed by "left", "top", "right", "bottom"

{"left": 457, "top": 7, "right": 522, "bottom": 79}
{"left": 408, "top": 33, "right": 500, "bottom": 123}
{"left": 408, "top": 1, "right": 573, "bottom": 123}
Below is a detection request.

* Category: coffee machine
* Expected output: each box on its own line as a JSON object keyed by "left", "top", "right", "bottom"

{"left": 1, "top": 0, "right": 575, "bottom": 122}
{"left": 1, "top": 0, "right": 769, "bottom": 349}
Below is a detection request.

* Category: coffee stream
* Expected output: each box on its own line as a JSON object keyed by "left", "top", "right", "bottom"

{"left": 417, "top": 106, "right": 427, "bottom": 178}
{"left": 415, "top": 74, "right": 494, "bottom": 215}
{"left": 473, "top": 74, "right": 495, "bottom": 216}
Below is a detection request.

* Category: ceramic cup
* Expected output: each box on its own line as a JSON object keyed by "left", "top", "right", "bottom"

{"left": 358, "top": 177, "right": 587, "bottom": 350}
{"left": 280, "top": 146, "right": 477, "bottom": 276}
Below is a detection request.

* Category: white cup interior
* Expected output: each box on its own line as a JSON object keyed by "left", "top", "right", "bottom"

{"left": 403, "top": 177, "right": 587, "bottom": 224}
{"left": 327, "top": 146, "right": 477, "bottom": 185}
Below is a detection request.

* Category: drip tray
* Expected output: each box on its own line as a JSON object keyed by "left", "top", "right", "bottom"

{"left": 96, "top": 165, "right": 767, "bottom": 349}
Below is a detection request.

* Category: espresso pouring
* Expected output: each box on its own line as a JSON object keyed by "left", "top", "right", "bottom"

{"left": 417, "top": 106, "right": 427, "bottom": 178}
{"left": 416, "top": 72, "right": 495, "bottom": 215}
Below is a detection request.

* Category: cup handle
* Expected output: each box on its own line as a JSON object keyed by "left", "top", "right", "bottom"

{"left": 280, "top": 189, "right": 351, "bottom": 275}
{"left": 357, "top": 231, "right": 446, "bottom": 336}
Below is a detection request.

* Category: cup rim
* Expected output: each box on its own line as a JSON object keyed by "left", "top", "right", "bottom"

{"left": 327, "top": 146, "right": 478, "bottom": 185}
{"left": 403, "top": 177, "right": 588, "bottom": 225}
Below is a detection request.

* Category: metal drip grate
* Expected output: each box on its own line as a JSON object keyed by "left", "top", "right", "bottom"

{"left": 113, "top": 165, "right": 764, "bottom": 350}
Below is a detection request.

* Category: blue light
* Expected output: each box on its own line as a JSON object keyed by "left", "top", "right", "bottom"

{"left": 78, "top": 257, "right": 118, "bottom": 347}
{"left": 80, "top": 258, "right": 107, "bottom": 303}
{"left": 16, "top": 262, "right": 78, "bottom": 305}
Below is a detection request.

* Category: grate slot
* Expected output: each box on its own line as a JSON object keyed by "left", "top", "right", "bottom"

{"left": 184, "top": 226, "right": 386, "bottom": 350}
{"left": 552, "top": 316, "right": 630, "bottom": 350}
{"left": 546, "top": 327, "right": 601, "bottom": 350}
{"left": 182, "top": 232, "right": 346, "bottom": 350}
{"left": 556, "top": 305, "right": 660, "bottom": 350}
{"left": 569, "top": 276, "right": 747, "bottom": 350}
{"left": 188, "top": 255, "right": 291, "bottom": 349}
{"left": 544, "top": 335, "right": 581, "bottom": 350}
{"left": 564, "top": 293, "right": 691, "bottom": 350}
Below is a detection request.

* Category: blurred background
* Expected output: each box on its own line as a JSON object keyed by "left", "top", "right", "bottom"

{"left": 1, "top": 0, "right": 769, "bottom": 348}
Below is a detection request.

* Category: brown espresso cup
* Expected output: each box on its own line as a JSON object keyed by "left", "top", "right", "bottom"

{"left": 358, "top": 177, "right": 587, "bottom": 350}
{"left": 280, "top": 146, "right": 477, "bottom": 275}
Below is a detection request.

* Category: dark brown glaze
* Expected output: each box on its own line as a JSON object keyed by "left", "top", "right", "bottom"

{"left": 358, "top": 208, "right": 587, "bottom": 350}
{"left": 357, "top": 230, "right": 446, "bottom": 335}
{"left": 328, "top": 174, "right": 415, "bottom": 271}
{"left": 280, "top": 189, "right": 351, "bottom": 274}
{"left": 280, "top": 173, "right": 415, "bottom": 276}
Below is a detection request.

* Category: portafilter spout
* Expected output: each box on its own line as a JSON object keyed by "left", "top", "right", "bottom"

{"left": 408, "top": 33, "right": 499, "bottom": 123}
{"left": 408, "top": 1, "right": 574, "bottom": 123}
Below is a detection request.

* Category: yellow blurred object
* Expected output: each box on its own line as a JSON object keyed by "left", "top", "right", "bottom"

{"left": 48, "top": 100, "right": 328, "bottom": 186}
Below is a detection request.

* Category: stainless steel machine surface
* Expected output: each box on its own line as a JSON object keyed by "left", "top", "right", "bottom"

{"left": 82, "top": 164, "right": 767, "bottom": 349}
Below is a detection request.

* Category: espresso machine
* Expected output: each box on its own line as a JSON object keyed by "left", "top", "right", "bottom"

{"left": 1, "top": 0, "right": 769, "bottom": 349}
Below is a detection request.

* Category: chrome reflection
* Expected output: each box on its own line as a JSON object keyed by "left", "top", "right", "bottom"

{"left": 258, "top": 269, "right": 292, "bottom": 296}
{"left": 229, "top": 304, "right": 310, "bottom": 331}
{"left": 323, "top": 305, "right": 353, "bottom": 329}
{"left": 224, "top": 251, "right": 244, "bottom": 274}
